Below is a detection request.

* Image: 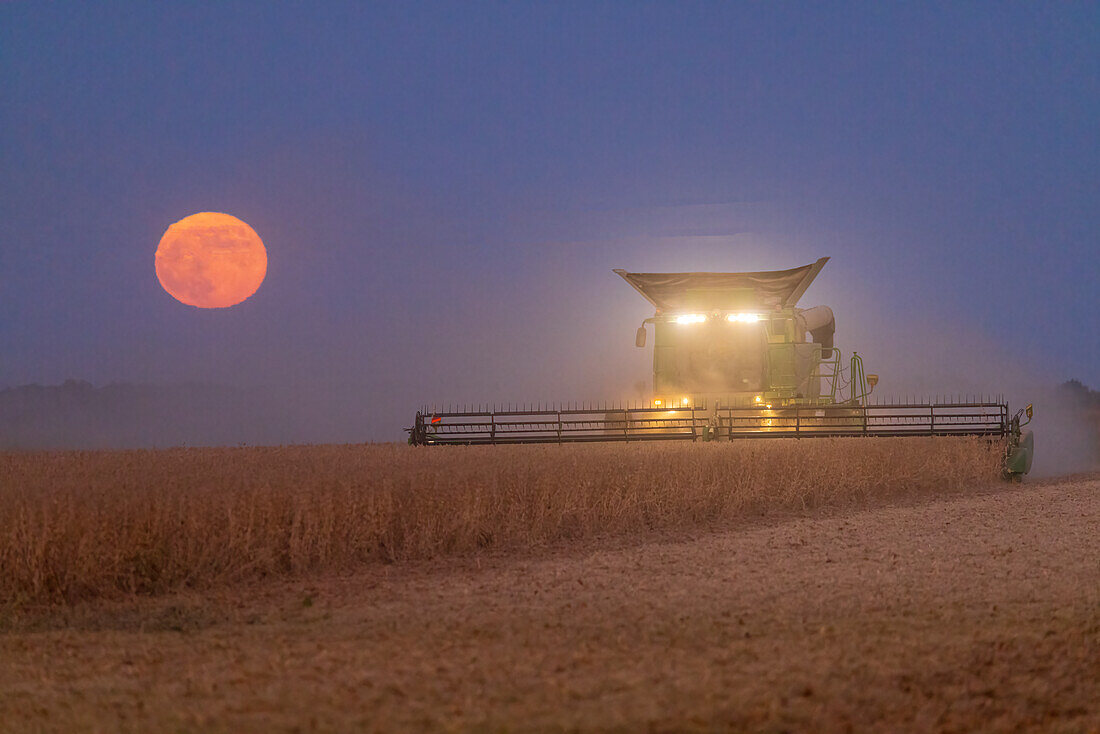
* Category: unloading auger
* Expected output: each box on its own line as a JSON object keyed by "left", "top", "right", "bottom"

{"left": 409, "top": 257, "right": 1034, "bottom": 479}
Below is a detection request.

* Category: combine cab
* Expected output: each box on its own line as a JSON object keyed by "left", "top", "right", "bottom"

{"left": 616, "top": 257, "right": 861, "bottom": 413}
{"left": 410, "top": 258, "right": 1034, "bottom": 479}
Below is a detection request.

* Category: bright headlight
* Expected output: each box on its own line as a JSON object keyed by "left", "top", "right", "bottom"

{"left": 674, "top": 313, "right": 707, "bottom": 325}
{"left": 727, "top": 313, "right": 761, "bottom": 323}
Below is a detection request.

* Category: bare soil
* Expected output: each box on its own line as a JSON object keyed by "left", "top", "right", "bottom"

{"left": 2, "top": 474, "right": 1097, "bottom": 733}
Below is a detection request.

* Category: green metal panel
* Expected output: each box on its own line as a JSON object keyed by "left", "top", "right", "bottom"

{"left": 1004, "top": 429, "right": 1034, "bottom": 476}
{"left": 652, "top": 321, "right": 678, "bottom": 393}
{"left": 767, "top": 343, "right": 799, "bottom": 391}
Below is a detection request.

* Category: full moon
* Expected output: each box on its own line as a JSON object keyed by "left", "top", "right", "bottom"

{"left": 155, "top": 212, "right": 267, "bottom": 308}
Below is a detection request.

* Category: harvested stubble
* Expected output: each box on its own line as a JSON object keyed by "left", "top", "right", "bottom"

{"left": 0, "top": 437, "right": 1000, "bottom": 605}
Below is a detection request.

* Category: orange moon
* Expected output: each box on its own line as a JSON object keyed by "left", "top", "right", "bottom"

{"left": 155, "top": 212, "right": 267, "bottom": 308}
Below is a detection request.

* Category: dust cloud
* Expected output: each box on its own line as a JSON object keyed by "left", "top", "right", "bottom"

{"left": 848, "top": 322, "right": 1098, "bottom": 477}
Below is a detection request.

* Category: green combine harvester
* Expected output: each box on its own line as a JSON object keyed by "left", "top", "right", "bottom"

{"left": 410, "top": 257, "right": 1034, "bottom": 479}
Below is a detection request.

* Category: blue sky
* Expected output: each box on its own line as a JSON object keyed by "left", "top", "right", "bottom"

{"left": 1, "top": 2, "right": 1097, "bottom": 438}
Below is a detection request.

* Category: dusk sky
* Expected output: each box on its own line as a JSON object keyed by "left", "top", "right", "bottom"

{"left": 2, "top": 3, "right": 1097, "bottom": 441}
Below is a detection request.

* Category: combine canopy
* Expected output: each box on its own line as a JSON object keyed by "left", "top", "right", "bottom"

{"left": 613, "top": 257, "right": 829, "bottom": 312}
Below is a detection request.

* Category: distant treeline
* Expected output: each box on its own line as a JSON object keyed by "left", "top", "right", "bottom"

{"left": 0, "top": 380, "right": 304, "bottom": 450}
{"left": 1059, "top": 379, "right": 1100, "bottom": 409}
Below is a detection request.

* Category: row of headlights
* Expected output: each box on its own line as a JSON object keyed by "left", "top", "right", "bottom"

{"left": 673, "top": 312, "right": 763, "bottom": 325}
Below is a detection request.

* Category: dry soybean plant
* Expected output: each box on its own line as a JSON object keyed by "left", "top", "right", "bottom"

{"left": 0, "top": 438, "right": 1001, "bottom": 605}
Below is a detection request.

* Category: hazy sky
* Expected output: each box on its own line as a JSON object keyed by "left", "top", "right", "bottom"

{"left": 2, "top": 3, "right": 1097, "bottom": 440}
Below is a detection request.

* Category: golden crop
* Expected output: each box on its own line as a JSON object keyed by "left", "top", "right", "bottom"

{"left": 0, "top": 438, "right": 1000, "bottom": 605}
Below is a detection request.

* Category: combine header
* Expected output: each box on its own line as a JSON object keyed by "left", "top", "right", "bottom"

{"left": 410, "top": 257, "right": 1034, "bottom": 478}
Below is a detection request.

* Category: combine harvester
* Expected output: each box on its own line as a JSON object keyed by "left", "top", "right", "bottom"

{"left": 409, "top": 257, "right": 1034, "bottom": 479}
